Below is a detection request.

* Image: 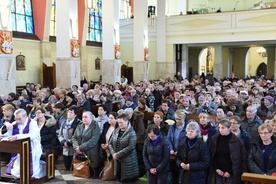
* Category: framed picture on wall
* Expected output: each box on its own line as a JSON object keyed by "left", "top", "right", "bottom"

{"left": 16, "top": 54, "right": 26, "bottom": 70}
{"left": 95, "top": 57, "right": 101, "bottom": 70}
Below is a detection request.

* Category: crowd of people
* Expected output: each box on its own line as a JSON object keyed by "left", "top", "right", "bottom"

{"left": 0, "top": 72, "right": 275, "bottom": 184}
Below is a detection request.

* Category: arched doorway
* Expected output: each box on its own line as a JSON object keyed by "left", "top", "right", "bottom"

{"left": 256, "top": 62, "right": 267, "bottom": 77}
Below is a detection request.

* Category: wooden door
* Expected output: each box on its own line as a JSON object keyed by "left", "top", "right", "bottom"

{"left": 121, "top": 64, "right": 133, "bottom": 84}
{"left": 43, "top": 63, "right": 56, "bottom": 89}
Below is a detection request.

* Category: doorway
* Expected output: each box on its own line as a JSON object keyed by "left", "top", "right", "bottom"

{"left": 121, "top": 64, "right": 133, "bottom": 84}
{"left": 256, "top": 62, "right": 267, "bottom": 77}
{"left": 43, "top": 63, "right": 56, "bottom": 89}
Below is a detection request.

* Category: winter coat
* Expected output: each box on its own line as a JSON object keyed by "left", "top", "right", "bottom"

{"left": 208, "top": 133, "right": 247, "bottom": 184}
{"left": 143, "top": 134, "right": 170, "bottom": 174}
{"left": 176, "top": 138, "right": 211, "bottom": 184}
{"left": 248, "top": 136, "right": 276, "bottom": 175}
{"left": 108, "top": 124, "right": 139, "bottom": 181}
{"left": 239, "top": 126, "right": 252, "bottom": 152}
{"left": 241, "top": 115, "right": 263, "bottom": 138}
{"left": 72, "top": 120, "right": 101, "bottom": 168}
{"left": 131, "top": 111, "right": 146, "bottom": 141}
{"left": 38, "top": 115, "right": 57, "bottom": 153}
{"left": 58, "top": 117, "right": 81, "bottom": 156}
{"left": 167, "top": 122, "right": 187, "bottom": 152}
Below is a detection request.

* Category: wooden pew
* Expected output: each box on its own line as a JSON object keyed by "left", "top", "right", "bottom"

{"left": 242, "top": 172, "right": 276, "bottom": 184}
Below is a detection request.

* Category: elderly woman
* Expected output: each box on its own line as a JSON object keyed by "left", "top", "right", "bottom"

{"left": 58, "top": 105, "right": 81, "bottom": 170}
{"left": 176, "top": 121, "right": 211, "bottom": 184}
{"left": 0, "top": 104, "right": 15, "bottom": 134}
{"left": 167, "top": 110, "right": 187, "bottom": 184}
{"left": 76, "top": 93, "right": 91, "bottom": 112}
{"left": 229, "top": 116, "right": 251, "bottom": 152}
{"left": 113, "top": 90, "right": 125, "bottom": 107}
{"left": 177, "top": 96, "right": 196, "bottom": 114}
{"left": 34, "top": 107, "right": 57, "bottom": 155}
{"left": 211, "top": 107, "right": 228, "bottom": 128}
{"left": 152, "top": 111, "right": 169, "bottom": 136}
{"left": 209, "top": 119, "right": 247, "bottom": 184}
{"left": 109, "top": 113, "right": 139, "bottom": 182}
{"left": 143, "top": 124, "right": 170, "bottom": 184}
{"left": 72, "top": 111, "right": 101, "bottom": 176}
{"left": 198, "top": 113, "right": 217, "bottom": 147}
{"left": 248, "top": 123, "right": 276, "bottom": 175}
{"left": 260, "top": 95, "right": 275, "bottom": 118}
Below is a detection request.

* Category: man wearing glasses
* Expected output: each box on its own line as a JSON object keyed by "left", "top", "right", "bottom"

{"left": 3, "top": 108, "right": 43, "bottom": 179}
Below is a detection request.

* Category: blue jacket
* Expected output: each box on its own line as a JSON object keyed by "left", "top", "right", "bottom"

{"left": 167, "top": 122, "right": 187, "bottom": 151}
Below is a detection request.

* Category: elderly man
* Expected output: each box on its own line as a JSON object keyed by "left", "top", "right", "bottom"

{"left": 3, "top": 108, "right": 43, "bottom": 178}
{"left": 241, "top": 105, "right": 263, "bottom": 138}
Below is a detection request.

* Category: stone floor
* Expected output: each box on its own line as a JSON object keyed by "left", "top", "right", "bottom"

{"left": 0, "top": 156, "right": 147, "bottom": 184}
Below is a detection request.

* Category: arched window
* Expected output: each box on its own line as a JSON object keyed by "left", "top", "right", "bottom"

{"left": 87, "top": 0, "right": 102, "bottom": 42}
{"left": 11, "top": 0, "right": 34, "bottom": 34}
{"left": 49, "top": 0, "right": 56, "bottom": 36}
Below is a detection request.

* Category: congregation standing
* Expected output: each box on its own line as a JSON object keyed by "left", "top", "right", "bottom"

{"left": 0, "top": 73, "right": 276, "bottom": 183}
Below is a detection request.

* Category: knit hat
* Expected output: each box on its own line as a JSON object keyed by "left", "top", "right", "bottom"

{"left": 138, "top": 98, "right": 146, "bottom": 105}
{"left": 240, "top": 90, "right": 248, "bottom": 96}
{"left": 264, "top": 95, "right": 274, "bottom": 104}
{"left": 126, "top": 96, "right": 133, "bottom": 101}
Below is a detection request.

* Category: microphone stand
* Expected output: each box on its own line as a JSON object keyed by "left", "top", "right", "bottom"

{"left": 233, "top": 1, "right": 239, "bottom": 11}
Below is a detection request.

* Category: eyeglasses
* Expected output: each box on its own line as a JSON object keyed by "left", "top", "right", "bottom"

{"left": 259, "top": 132, "right": 271, "bottom": 135}
{"left": 175, "top": 118, "right": 182, "bottom": 121}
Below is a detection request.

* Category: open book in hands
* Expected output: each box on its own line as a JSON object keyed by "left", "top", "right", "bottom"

{"left": 0, "top": 134, "right": 10, "bottom": 142}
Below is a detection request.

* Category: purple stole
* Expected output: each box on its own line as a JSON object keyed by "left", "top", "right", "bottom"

{"left": 6, "top": 118, "right": 33, "bottom": 176}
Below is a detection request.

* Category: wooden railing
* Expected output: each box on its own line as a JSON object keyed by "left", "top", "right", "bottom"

{"left": 242, "top": 172, "right": 276, "bottom": 184}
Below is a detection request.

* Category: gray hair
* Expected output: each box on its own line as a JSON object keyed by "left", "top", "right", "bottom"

{"left": 14, "top": 108, "right": 27, "bottom": 117}
{"left": 124, "top": 108, "right": 134, "bottom": 118}
{"left": 186, "top": 121, "right": 201, "bottom": 138}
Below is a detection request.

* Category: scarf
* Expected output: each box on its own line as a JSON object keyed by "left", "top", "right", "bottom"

{"left": 200, "top": 123, "right": 211, "bottom": 135}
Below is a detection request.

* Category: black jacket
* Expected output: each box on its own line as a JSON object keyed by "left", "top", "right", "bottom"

{"left": 143, "top": 134, "right": 170, "bottom": 174}
{"left": 241, "top": 115, "right": 263, "bottom": 139}
{"left": 208, "top": 133, "right": 247, "bottom": 184}
{"left": 176, "top": 138, "right": 211, "bottom": 184}
{"left": 248, "top": 136, "right": 276, "bottom": 175}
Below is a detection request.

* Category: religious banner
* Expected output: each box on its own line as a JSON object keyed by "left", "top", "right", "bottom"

{"left": 0, "top": 30, "right": 13, "bottom": 54}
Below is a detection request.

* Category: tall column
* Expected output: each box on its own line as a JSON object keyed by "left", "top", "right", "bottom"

{"left": 55, "top": 0, "right": 80, "bottom": 88}
{"left": 0, "top": 54, "right": 15, "bottom": 95}
{"left": 266, "top": 46, "right": 276, "bottom": 79}
{"left": 213, "top": 45, "right": 223, "bottom": 79}
{"left": 181, "top": 44, "right": 188, "bottom": 79}
{"left": 133, "top": 0, "right": 149, "bottom": 82}
{"left": 156, "top": 0, "right": 171, "bottom": 79}
{"left": 102, "top": 0, "right": 121, "bottom": 84}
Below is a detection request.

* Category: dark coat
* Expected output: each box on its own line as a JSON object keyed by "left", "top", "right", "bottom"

{"left": 108, "top": 124, "right": 140, "bottom": 181}
{"left": 143, "top": 134, "right": 170, "bottom": 174}
{"left": 131, "top": 111, "right": 146, "bottom": 141}
{"left": 72, "top": 120, "right": 101, "bottom": 168}
{"left": 38, "top": 115, "right": 57, "bottom": 153}
{"left": 167, "top": 122, "right": 187, "bottom": 152}
{"left": 239, "top": 126, "right": 252, "bottom": 152}
{"left": 208, "top": 133, "right": 247, "bottom": 184}
{"left": 248, "top": 136, "right": 276, "bottom": 175}
{"left": 176, "top": 138, "right": 210, "bottom": 184}
{"left": 241, "top": 115, "right": 263, "bottom": 138}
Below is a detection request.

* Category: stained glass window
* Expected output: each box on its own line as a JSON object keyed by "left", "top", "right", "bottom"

{"left": 11, "top": 0, "right": 34, "bottom": 34}
{"left": 87, "top": 0, "right": 102, "bottom": 42}
{"left": 49, "top": 0, "right": 56, "bottom": 36}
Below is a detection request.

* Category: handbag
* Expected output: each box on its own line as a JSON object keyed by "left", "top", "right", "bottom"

{"left": 99, "top": 157, "right": 115, "bottom": 181}
{"left": 72, "top": 153, "right": 93, "bottom": 178}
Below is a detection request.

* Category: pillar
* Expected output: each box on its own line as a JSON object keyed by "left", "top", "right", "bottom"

{"left": 55, "top": 0, "right": 80, "bottom": 88}
{"left": 0, "top": 54, "right": 16, "bottom": 95}
{"left": 213, "top": 45, "right": 223, "bottom": 79}
{"left": 133, "top": 0, "right": 149, "bottom": 82}
{"left": 102, "top": 0, "right": 121, "bottom": 84}
{"left": 182, "top": 44, "right": 188, "bottom": 79}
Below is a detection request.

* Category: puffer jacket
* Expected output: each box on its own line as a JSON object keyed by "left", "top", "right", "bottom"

{"left": 36, "top": 115, "right": 57, "bottom": 153}
{"left": 176, "top": 138, "right": 211, "bottom": 184}
{"left": 72, "top": 120, "right": 101, "bottom": 168}
{"left": 143, "top": 134, "right": 170, "bottom": 174}
{"left": 248, "top": 136, "right": 276, "bottom": 175}
{"left": 108, "top": 124, "right": 139, "bottom": 181}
